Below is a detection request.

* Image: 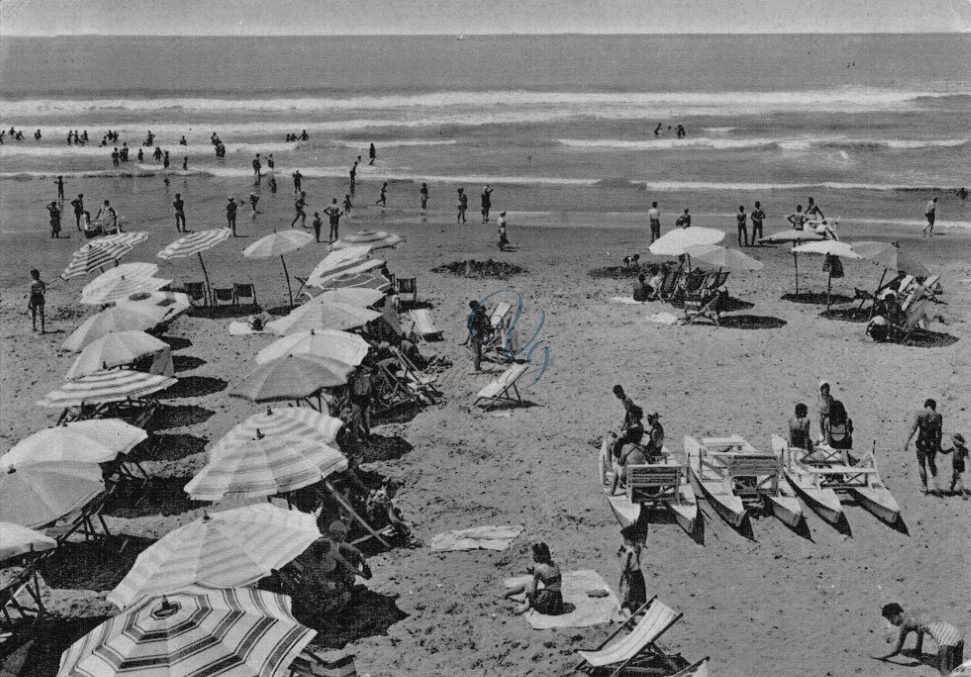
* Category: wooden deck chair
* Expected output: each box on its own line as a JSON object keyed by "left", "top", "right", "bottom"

{"left": 395, "top": 277, "right": 418, "bottom": 305}
{"left": 657, "top": 268, "right": 682, "bottom": 302}
{"left": 408, "top": 308, "right": 443, "bottom": 341}
{"left": 919, "top": 274, "right": 941, "bottom": 295}
{"left": 212, "top": 287, "right": 235, "bottom": 306}
{"left": 896, "top": 296, "right": 932, "bottom": 343}
{"left": 473, "top": 363, "right": 530, "bottom": 410}
{"left": 371, "top": 358, "right": 422, "bottom": 416}
{"left": 682, "top": 291, "right": 720, "bottom": 326}
{"left": 1, "top": 556, "right": 49, "bottom": 627}
{"left": 45, "top": 492, "right": 112, "bottom": 547}
{"left": 289, "top": 650, "right": 357, "bottom": 677}
{"left": 705, "top": 271, "right": 730, "bottom": 291}
{"left": 183, "top": 282, "right": 208, "bottom": 308}
{"left": 389, "top": 347, "right": 442, "bottom": 402}
{"left": 573, "top": 596, "right": 684, "bottom": 676}
{"left": 233, "top": 283, "right": 257, "bottom": 308}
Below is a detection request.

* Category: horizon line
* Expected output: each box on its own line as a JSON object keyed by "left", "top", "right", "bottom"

{"left": 2, "top": 30, "right": 969, "bottom": 38}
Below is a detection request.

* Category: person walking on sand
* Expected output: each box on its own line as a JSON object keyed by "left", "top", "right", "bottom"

{"left": 648, "top": 201, "right": 661, "bottom": 243}
{"left": 311, "top": 212, "right": 323, "bottom": 243}
{"left": 252, "top": 154, "right": 262, "bottom": 179}
{"left": 47, "top": 201, "right": 61, "bottom": 238}
{"left": 375, "top": 182, "right": 388, "bottom": 208}
{"left": 921, "top": 196, "right": 937, "bottom": 237}
{"left": 226, "top": 196, "right": 238, "bottom": 236}
{"left": 939, "top": 433, "right": 968, "bottom": 498}
{"left": 349, "top": 162, "right": 357, "bottom": 190}
{"left": 368, "top": 142, "right": 376, "bottom": 165}
{"left": 27, "top": 269, "right": 46, "bottom": 333}
{"left": 342, "top": 194, "right": 353, "bottom": 219}
{"left": 292, "top": 170, "right": 303, "bottom": 194}
{"left": 457, "top": 188, "right": 468, "bottom": 224}
{"left": 71, "top": 194, "right": 85, "bottom": 230}
{"left": 675, "top": 207, "right": 691, "bottom": 229}
{"left": 291, "top": 191, "right": 308, "bottom": 228}
{"left": 173, "top": 193, "right": 186, "bottom": 233}
{"left": 750, "top": 200, "right": 765, "bottom": 244}
{"left": 420, "top": 183, "right": 429, "bottom": 212}
{"left": 55, "top": 176, "right": 65, "bottom": 201}
{"left": 903, "top": 398, "right": 944, "bottom": 494}
{"left": 480, "top": 185, "right": 494, "bottom": 223}
{"left": 324, "top": 198, "right": 343, "bottom": 243}
{"left": 875, "top": 603, "right": 964, "bottom": 676}
{"left": 736, "top": 205, "right": 748, "bottom": 247}
{"left": 249, "top": 193, "right": 260, "bottom": 219}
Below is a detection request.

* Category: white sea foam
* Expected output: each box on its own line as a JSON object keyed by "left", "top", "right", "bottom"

{"left": 0, "top": 141, "right": 300, "bottom": 158}
{"left": 331, "top": 139, "right": 457, "bottom": 148}
{"left": 561, "top": 136, "right": 969, "bottom": 152}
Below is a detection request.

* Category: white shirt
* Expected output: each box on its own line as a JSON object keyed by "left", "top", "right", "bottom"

{"left": 648, "top": 208, "right": 660, "bottom": 223}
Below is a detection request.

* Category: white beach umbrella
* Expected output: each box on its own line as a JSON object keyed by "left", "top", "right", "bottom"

{"left": 107, "top": 504, "right": 320, "bottom": 609}
{"left": 156, "top": 228, "right": 232, "bottom": 301}
{"left": 80, "top": 276, "right": 173, "bottom": 306}
{"left": 81, "top": 262, "right": 159, "bottom": 298}
{"left": 256, "top": 329, "right": 370, "bottom": 367}
{"left": 87, "top": 231, "right": 150, "bottom": 249}
{"left": 66, "top": 330, "right": 169, "bottom": 379}
{"left": 0, "top": 463, "right": 105, "bottom": 529}
{"left": 791, "top": 240, "right": 863, "bottom": 310}
{"left": 213, "top": 409, "right": 344, "bottom": 455}
{"left": 63, "top": 306, "right": 161, "bottom": 352}
{"left": 648, "top": 227, "right": 725, "bottom": 257}
{"left": 266, "top": 301, "right": 380, "bottom": 335}
{"left": 331, "top": 230, "right": 403, "bottom": 252}
{"left": 242, "top": 230, "right": 315, "bottom": 307}
{"left": 0, "top": 523, "right": 57, "bottom": 562}
{"left": 683, "top": 244, "right": 764, "bottom": 272}
{"left": 232, "top": 355, "right": 351, "bottom": 405}
{"left": 116, "top": 290, "right": 191, "bottom": 324}
{"left": 2, "top": 419, "right": 147, "bottom": 469}
{"left": 309, "top": 288, "right": 385, "bottom": 308}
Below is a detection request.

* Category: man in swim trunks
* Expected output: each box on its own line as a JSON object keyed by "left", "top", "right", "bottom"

{"left": 877, "top": 603, "right": 964, "bottom": 675}
{"left": 612, "top": 385, "right": 645, "bottom": 459}
{"left": 750, "top": 201, "right": 765, "bottom": 244}
{"left": 420, "top": 183, "right": 429, "bottom": 212}
{"left": 226, "top": 197, "right": 237, "bottom": 236}
{"left": 647, "top": 202, "right": 661, "bottom": 242}
{"left": 173, "top": 193, "right": 186, "bottom": 232}
{"left": 291, "top": 191, "right": 308, "bottom": 228}
{"left": 368, "top": 143, "right": 376, "bottom": 165}
{"left": 903, "top": 398, "right": 943, "bottom": 494}
{"left": 457, "top": 188, "right": 468, "bottom": 224}
{"left": 324, "top": 198, "right": 343, "bottom": 243}
{"left": 787, "top": 205, "right": 807, "bottom": 231}
{"left": 480, "top": 185, "right": 494, "bottom": 223}
{"left": 375, "top": 182, "right": 388, "bottom": 207}
{"left": 675, "top": 208, "right": 691, "bottom": 229}
{"left": 736, "top": 205, "right": 748, "bottom": 247}
{"left": 789, "top": 403, "right": 814, "bottom": 452}
{"left": 71, "top": 194, "right": 85, "bottom": 230}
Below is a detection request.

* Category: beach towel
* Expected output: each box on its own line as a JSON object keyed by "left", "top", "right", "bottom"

{"left": 228, "top": 321, "right": 270, "bottom": 336}
{"left": 430, "top": 525, "right": 524, "bottom": 552}
{"left": 504, "top": 569, "right": 623, "bottom": 629}
{"left": 609, "top": 296, "right": 645, "bottom": 305}
{"left": 648, "top": 312, "right": 680, "bottom": 325}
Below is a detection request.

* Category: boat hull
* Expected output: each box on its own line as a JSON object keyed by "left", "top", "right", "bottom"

{"left": 685, "top": 436, "right": 746, "bottom": 528}
{"left": 850, "top": 487, "right": 900, "bottom": 524}
{"left": 783, "top": 469, "right": 845, "bottom": 525}
{"left": 765, "top": 495, "right": 803, "bottom": 528}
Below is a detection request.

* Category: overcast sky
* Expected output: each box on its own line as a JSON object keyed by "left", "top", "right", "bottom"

{"left": 2, "top": 0, "right": 970, "bottom": 36}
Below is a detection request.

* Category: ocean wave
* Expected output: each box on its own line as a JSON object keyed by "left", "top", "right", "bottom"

{"left": 0, "top": 141, "right": 300, "bottom": 158}
{"left": 332, "top": 139, "right": 457, "bottom": 148}
{"left": 3, "top": 86, "right": 968, "bottom": 118}
{"left": 561, "top": 136, "right": 970, "bottom": 152}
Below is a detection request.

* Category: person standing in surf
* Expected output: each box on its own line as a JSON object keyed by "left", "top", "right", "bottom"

{"left": 922, "top": 196, "right": 937, "bottom": 237}
{"left": 226, "top": 197, "right": 238, "bottom": 236}
{"left": 368, "top": 143, "right": 376, "bottom": 165}
{"left": 736, "top": 205, "right": 748, "bottom": 247}
{"left": 325, "top": 198, "right": 344, "bottom": 243}
{"left": 420, "top": 183, "right": 429, "bottom": 212}
{"left": 343, "top": 194, "right": 353, "bottom": 219}
{"left": 750, "top": 201, "right": 765, "bottom": 244}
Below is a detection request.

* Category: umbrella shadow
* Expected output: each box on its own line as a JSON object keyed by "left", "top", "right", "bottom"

{"left": 266, "top": 304, "right": 297, "bottom": 317}
{"left": 718, "top": 315, "right": 788, "bottom": 330}
{"left": 144, "top": 403, "right": 215, "bottom": 431}
{"left": 173, "top": 355, "right": 207, "bottom": 372}
{"left": 721, "top": 296, "right": 755, "bottom": 312}
{"left": 781, "top": 292, "right": 853, "bottom": 305}
{"left": 157, "top": 376, "right": 228, "bottom": 399}
{"left": 820, "top": 307, "right": 870, "bottom": 323}
{"left": 129, "top": 433, "right": 208, "bottom": 463}
{"left": 308, "top": 586, "right": 409, "bottom": 650}
{"left": 38, "top": 535, "right": 155, "bottom": 591}
{"left": 103, "top": 476, "right": 205, "bottom": 518}
{"left": 188, "top": 305, "right": 262, "bottom": 320}
{"left": 6, "top": 615, "right": 111, "bottom": 677}
{"left": 902, "top": 329, "right": 959, "bottom": 348}
{"left": 159, "top": 335, "right": 193, "bottom": 350}
{"left": 353, "top": 434, "right": 415, "bottom": 463}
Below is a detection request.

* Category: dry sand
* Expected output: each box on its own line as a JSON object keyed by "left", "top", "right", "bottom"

{"left": 1, "top": 185, "right": 970, "bottom": 676}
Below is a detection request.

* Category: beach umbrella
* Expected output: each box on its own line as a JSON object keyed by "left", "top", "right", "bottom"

{"left": 256, "top": 329, "right": 370, "bottom": 367}
{"left": 0, "top": 523, "right": 57, "bottom": 562}
{"left": 310, "top": 288, "right": 385, "bottom": 308}
{"left": 331, "top": 230, "right": 403, "bottom": 252}
{"left": 66, "top": 330, "right": 169, "bottom": 379}
{"left": 117, "top": 291, "right": 191, "bottom": 325}
{"left": 682, "top": 244, "right": 764, "bottom": 272}
{"left": 156, "top": 228, "right": 232, "bottom": 302}
{"left": 37, "top": 369, "right": 177, "bottom": 408}
{"left": 107, "top": 504, "right": 320, "bottom": 609}
{"left": 211, "top": 409, "right": 344, "bottom": 458}
{"left": 852, "top": 241, "right": 931, "bottom": 279}
{"left": 266, "top": 301, "right": 380, "bottom": 336}
{"left": 63, "top": 306, "right": 161, "bottom": 352}
{"left": 232, "top": 355, "right": 350, "bottom": 406}
{"left": 58, "top": 587, "right": 315, "bottom": 677}
{"left": 758, "top": 229, "right": 826, "bottom": 244}
{"left": 314, "top": 270, "right": 392, "bottom": 293}
{"left": 184, "top": 429, "right": 348, "bottom": 502}
{"left": 61, "top": 241, "right": 134, "bottom": 280}
{"left": 2, "top": 419, "right": 147, "bottom": 469}
{"left": 242, "top": 230, "right": 315, "bottom": 308}
{"left": 648, "top": 227, "right": 724, "bottom": 257}
{"left": 304, "top": 247, "right": 381, "bottom": 287}
{"left": 81, "top": 262, "right": 159, "bottom": 298}
{"left": 80, "top": 276, "right": 173, "bottom": 306}
{"left": 0, "top": 463, "right": 104, "bottom": 529}
{"left": 87, "top": 231, "right": 149, "bottom": 248}
{"left": 791, "top": 240, "right": 863, "bottom": 310}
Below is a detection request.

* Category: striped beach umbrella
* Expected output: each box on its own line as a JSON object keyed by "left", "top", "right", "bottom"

{"left": 209, "top": 409, "right": 343, "bottom": 460}
{"left": 184, "top": 429, "right": 348, "bottom": 501}
{"left": 232, "top": 355, "right": 351, "bottom": 404}
{"left": 81, "top": 276, "right": 173, "bottom": 306}
{"left": 266, "top": 301, "right": 380, "bottom": 336}
{"left": 82, "top": 262, "right": 159, "bottom": 298}
{"left": 331, "top": 230, "right": 403, "bottom": 252}
{"left": 157, "top": 228, "right": 232, "bottom": 301}
{"left": 2, "top": 419, "right": 147, "bottom": 469}
{"left": 305, "top": 247, "right": 376, "bottom": 286}
{"left": 0, "top": 523, "right": 57, "bottom": 562}
{"left": 63, "top": 306, "right": 162, "bottom": 352}
{"left": 0, "top": 463, "right": 104, "bottom": 529}
{"left": 58, "top": 587, "right": 315, "bottom": 677}
{"left": 313, "top": 270, "right": 391, "bottom": 293}
{"left": 309, "top": 288, "right": 385, "bottom": 308}
{"left": 256, "top": 329, "right": 370, "bottom": 367}
{"left": 66, "top": 331, "right": 170, "bottom": 379}
{"left": 87, "top": 231, "right": 150, "bottom": 248}
{"left": 243, "top": 230, "right": 315, "bottom": 308}
{"left": 37, "top": 369, "right": 177, "bottom": 408}
{"left": 61, "top": 242, "right": 134, "bottom": 280}
{"left": 107, "top": 504, "right": 320, "bottom": 610}
{"left": 116, "top": 291, "right": 191, "bottom": 325}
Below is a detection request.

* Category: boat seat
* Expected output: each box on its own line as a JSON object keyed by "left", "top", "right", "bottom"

{"left": 625, "top": 465, "right": 683, "bottom": 504}
{"left": 800, "top": 464, "right": 877, "bottom": 475}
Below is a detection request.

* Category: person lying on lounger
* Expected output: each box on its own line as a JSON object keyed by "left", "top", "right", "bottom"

{"left": 503, "top": 542, "right": 564, "bottom": 616}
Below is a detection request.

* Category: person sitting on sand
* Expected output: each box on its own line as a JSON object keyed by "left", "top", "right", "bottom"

{"left": 612, "top": 386, "right": 645, "bottom": 459}
{"left": 291, "top": 540, "right": 353, "bottom": 622}
{"left": 503, "top": 542, "right": 564, "bottom": 616}
{"left": 789, "top": 403, "right": 814, "bottom": 452}
{"left": 366, "top": 478, "right": 414, "bottom": 542}
{"left": 326, "top": 520, "right": 373, "bottom": 587}
{"left": 618, "top": 526, "right": 646, "bottom": 615}
{"left": 875, "top": 602, "right": 964, "bottom": 676}
{"left": 939, "top": 433, "right": 968, "bottom": 499}
{"left": 632, "top": 274, "right": 651, "bottom": 302}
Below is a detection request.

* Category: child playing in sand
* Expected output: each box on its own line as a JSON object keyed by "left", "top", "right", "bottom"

{"left": 27, "top": 269, "right": 46, "bottom": 333}
{"left": 939, "top": 433, "right": 968, "bottom": 498}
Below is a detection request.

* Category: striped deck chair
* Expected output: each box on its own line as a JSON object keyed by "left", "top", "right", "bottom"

{"left": 896, "top": 296, "right": 932, "bottom": 343}
{"left": 657, "top": 268, "right": 682, "bottom": 302}
{"left": 573, "top": 596, "right": 684, "bottom": 676}
{"left": 409, "top": 308, "right": 443, "bottom": 341}
{"left": 473, "top": 363, "right": 530, "bottom": 410}
{"left": 671, "top": 657, "right": 711, "bottom": 677}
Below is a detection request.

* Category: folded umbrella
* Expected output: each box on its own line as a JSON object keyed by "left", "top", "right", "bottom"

{"left": 0, "top": 523, "right": 57, "bottom": 562}
{"left": 0, "top": 463, "right": 104, "bottom": 529}
{"left": 2, "top": 419, "right": 147, "bottom": 469}
{"left": 266, "top": 300, "right": 380, "bottom": 335}
{"left": 232, "top": 355, "right": 350, "bottom": 404}
{"left": 66, "top": 330, "right": 169, "bottom": 379}
{"left": 256, "top": 329, "right": 370, "bottom": 367}
{"left": 38, "top": 369, "right": 177, "bottom": 408}
{"left": 62, "top": 306, "right": 161, "bottom": 352}
{"left": 107, "top": 504, "right": 320, "bottom": 609}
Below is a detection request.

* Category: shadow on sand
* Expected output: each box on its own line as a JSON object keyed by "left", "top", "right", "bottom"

{"left": 718, "top": 315, "right": 787, "bottom": 330}
{"left": 781, "top": 292, "right": 853, "bottom": 305}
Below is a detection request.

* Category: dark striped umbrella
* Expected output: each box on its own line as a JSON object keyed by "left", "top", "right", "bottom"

{"left": 62, "top": 242, "right": 134, "bottom": 280}
{"left": 37, "top": 369, "right": 177, "bottom": 408}
{"left": 58, "top": 586, "right": 315, "bottom": 677}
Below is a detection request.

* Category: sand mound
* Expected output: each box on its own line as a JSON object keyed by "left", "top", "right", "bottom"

{"left": 430, "top": 259, "right": 526, "bottom": 279}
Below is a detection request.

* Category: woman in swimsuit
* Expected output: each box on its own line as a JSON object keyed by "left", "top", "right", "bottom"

{"left": 504, "top": 542, "right": 564, "bottom": 615}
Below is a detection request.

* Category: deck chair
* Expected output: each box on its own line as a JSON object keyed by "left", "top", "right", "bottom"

{"left": 670, "top": 657, "right": 711, "bottom": 677}
{"left": 45, "top": 492, "right": 112, "bottom": 547}
{"left": 212, "top": 287, "right": 235, "bottom": 306}
{"left": 370, "top": 360, "right": 423, "bottom": 421}
{"left": 183, "top": 282, "right": 208, "bottom": 308}
{"left": 657, "top": 268, "right": 682, "bottom": 302}
{"left": 1, "top": 557, "right": 49, "bottom": 627}
{"left": 408, "top": 308, "right": 443, "bottom": 341}
{"left": 473, "top": 363, "right": 530, "bottom": 410}
{"left": 705, "top": 271, "right": 730, "bottom": 291}
{"left": 395, "top": 277, "right": 418, "bottom": 305}
{"left": 625, "top": 464, "right": 684, "bottom": 504}
{"left": 390, "top": 346, "right": 442, "bottom": 402}
{"left": 682, "top": 292, "right": 720, "bottom": 326}
{"left": 233, "top": 283, "right": 257, "bottom": 308}
{"left": 574, "top": 596, "right": 684, "bottom": 676}
{"left": 289, "top": 651, "right": 357, "bottom": 677}
{"left": 895, "top": 296, "right": 932, "bottom": 343}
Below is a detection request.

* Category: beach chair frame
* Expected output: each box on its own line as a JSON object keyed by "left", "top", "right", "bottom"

{"left": 233, "top": 282, "right": 258, "bottom": 308}
{"left": 389, "top": 346, "right": 442, "bottom": 402}
{"left": 289, "top": 650, "right": 357, "bottom": 677}
{"left": 682, "top": 292, "right": 720, "bottom": 326}
{"left": 472, "top": 363, "right": 529, "bottom": 411}
{"left": 45, "top": 491, "right": 113, "bottom": 548}
{"left": 1, "top": 555, "right": 50, "bottom": 629}
{"left": 212, "top": 286, "right": 235, "bottom": 306}
{"left": 408, "top": 308, "right": 443, "bottom": 342}
{"left": 657, "top": 268, "right": 682, "bottom": 302}
{"left": 183, "top": 281, "right": 209, "bottom": 307}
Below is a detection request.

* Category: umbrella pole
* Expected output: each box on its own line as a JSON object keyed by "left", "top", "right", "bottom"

{"left": 793, "top": 252, "right": 799, "bottom": 295}
{"left": 197, "top": 252, "right": 213, "bottom": 316}
{"left": 281, "top": 255, "right": 294, "bottom": 308}
{"left": 827, "top": 273, "right": 832, "bottom": 313}
{"left": 866, "top": 268, "right": 888, "bottom": 317}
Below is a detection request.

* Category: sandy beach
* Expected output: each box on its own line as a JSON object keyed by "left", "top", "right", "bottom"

{"left": 1, "top": 175, "right": 969, "bottom": 675}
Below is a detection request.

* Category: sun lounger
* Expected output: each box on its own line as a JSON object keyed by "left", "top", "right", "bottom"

{"left": 394, "top": 277, "right": 418, "bottom": 305}
{"left": 682, "top": 292, "right": 720, "bottom": 326}
{"left": 1, "top": 556, "right": 49, "bottom": 627}
{"left": 389, "top": 347, "right": 442, "bottom": 402}
{"left": 473, "top": 363, "right": 530, "bottom": 410}
{"left": 574, "top": 596, "right": 684, "bottom": 676}
{"left": 45, "top": 492, "right": 112, "bottom": 547}
{"left": 409, "top": 308, "right": 442, "bottom": 341}
{"left": 183, "top": 282, "right": 208, "bottom": 308}
{"left": 657, "top": 268, "right": 682, "bottom": 302}
{"left": 233, "top": 283, "right": 257, "bottom": 308}
{"left": 894, "top": 296, "right": 932, "bottom": 343}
